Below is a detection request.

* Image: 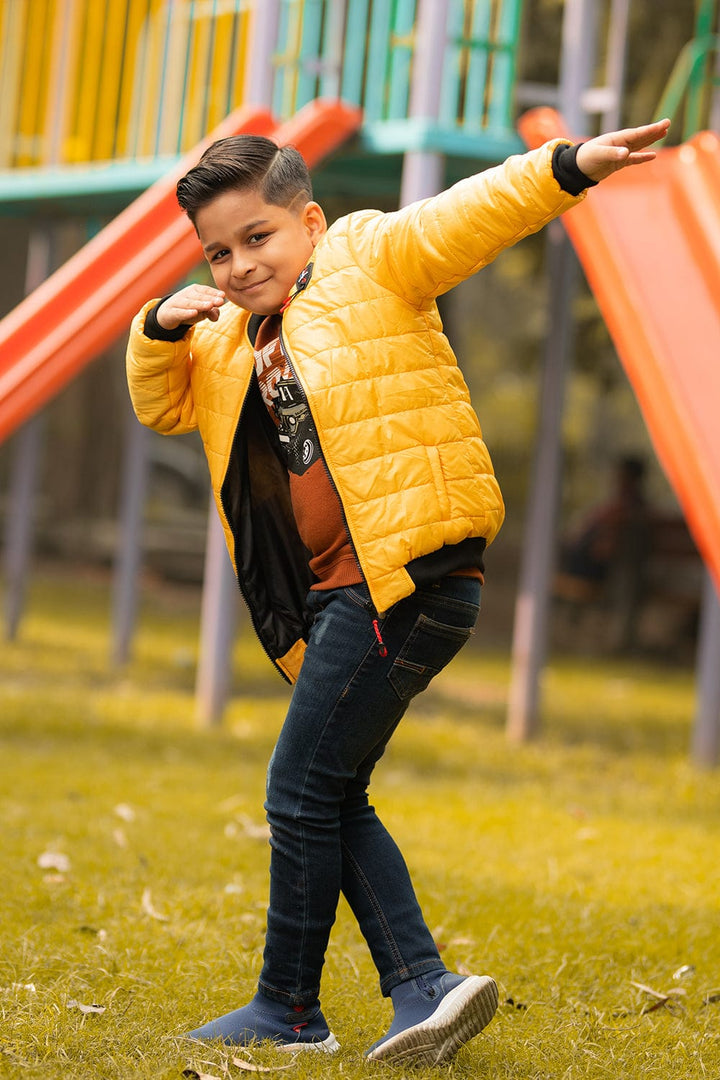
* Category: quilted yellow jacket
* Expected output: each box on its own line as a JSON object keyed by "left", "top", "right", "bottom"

{"left": 127, "top": 139, "right": 584, "bottom": 681}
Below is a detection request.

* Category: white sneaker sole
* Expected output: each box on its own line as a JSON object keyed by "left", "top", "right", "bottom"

{"left": 365, "top": 975, "right": 498, "bottom": 1066}
{"left": 279, "top": 1032, "right": 340, "bottom": 1053}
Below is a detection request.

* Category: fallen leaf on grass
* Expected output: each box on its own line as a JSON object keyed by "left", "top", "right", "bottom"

{"left": 37, "top": 851, "right": 71, "bottom": 873}
{"left": 141, "top": 887, "right": 169, "bottom": 922}
{"left": 67, "top": 999, "right": 106, "bottom": 1014}
{"left": 235, "top": 815, "right": 271, "bottom": 841}
{"left": 232, "top": 1055, "right": 295, "bottom": 1072}
{"left": 1, "top": 983, "right": 36, "bottom": 994}
{"left": 114, "top": 803, "right": 136, "bottom": 822}
{"left": 702, "top": 988, "right": 720, "bottom": 1005}
{"left": 630, "top": 980, "right": 687, "bottom": 1014}
{"left": 183, "top": 1070, "right": 225, "bottom": 1080}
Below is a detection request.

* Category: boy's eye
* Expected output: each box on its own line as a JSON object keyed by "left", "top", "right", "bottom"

{"left": 210, "top": 248, "right": 229, "bottom": 262}
{"left": 248, "top": 233, "right": 269, "bottom": 245}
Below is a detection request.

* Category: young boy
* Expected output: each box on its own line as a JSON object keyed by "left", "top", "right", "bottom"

{"left": 127, "top": 116, "right": 669, "bottom": 1065}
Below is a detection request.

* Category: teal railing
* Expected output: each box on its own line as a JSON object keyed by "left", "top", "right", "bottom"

{"left": 272, "top": 0, "right": 524, "bottom": 159}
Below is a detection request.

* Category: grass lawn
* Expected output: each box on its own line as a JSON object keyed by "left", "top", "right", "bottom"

{"left": 1, "top": 568, "right": 719, "bottom": 1079}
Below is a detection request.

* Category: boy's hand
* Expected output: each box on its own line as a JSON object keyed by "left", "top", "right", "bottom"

{"left": 576, "top": 118, "right": 671, "bottom": 183}
{"left": 156, "top": 285, "right": 226, "bottom": 330}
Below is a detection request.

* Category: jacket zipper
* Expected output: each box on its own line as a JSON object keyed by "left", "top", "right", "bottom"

{"left": 277, "top": 321, "right": 388, "bottom": 656}
{"left": 219, "top": 341, "right": 292, "bottom": 684}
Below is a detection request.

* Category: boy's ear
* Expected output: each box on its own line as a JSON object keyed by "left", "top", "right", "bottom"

{"left": 302, "top": 201, "right": 327, "bottom": 248}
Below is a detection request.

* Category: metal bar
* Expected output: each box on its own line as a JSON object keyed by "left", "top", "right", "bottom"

{"left": 464, "top": 0, "right": 492, "bottom": 128}
{"left": 487, "top": 0, "right": 522, "bottom": 131}
{"left": 599, "top": 0, "right": 630, "bottom": 131}
{"left": 387, "top": 0, "right": 416, "bottom": 121}
{"left": 272, "top": 0, "right": 294, "bottom": 118}
{"left": 365, "top": 0, "right": 393, "bottom": 122}
{"left": 687, "top": 0, "right": 716, "bottom": 135}
{"left": 507, "top": 0, "right": 595, "bottom": 741}
{"left": 507, "top": 223, "right": 578, "bottom": 741}
{"left": 110, "top": 403, "right": 150, "bottom": 666}
{"left": 244, "top": 0, "right": 281, "bottom": 107}
{"left": 319, "top": 0, "right": 346, "bottom": 100}
{"left": 711, "top": 3, "right": 720, "bottom": 152}
{"left": 691, "top": 569, "right": 720, "bottom": 767}
{"left": 399, "top": 0, "right": 446, "bottom": 246}
{"left": 296, "top": 0, "right": 324, "bottom": 109}
{"left": 45, "top": 0, "right": 78, "bottom": 165}
{"left": 438, "top": 0, "right": 465, "bottom": 127}
{"left": 3, "top": 230, "right": 53, "bottom": 640}
{"left": 194, "top": 0, "right": 287, "bottom": 725}
{"left": 3, "top": 415, "right": 44, "bottom": 641}
{"left": 340, "top": 0, "right": 370, "bottom": 105}
{"left": 195, "top": 499, "right": 239, "bottom": 726}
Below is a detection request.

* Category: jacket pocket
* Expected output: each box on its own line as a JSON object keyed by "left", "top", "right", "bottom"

{"left": 387, "top": 613, "right": 473, "bottom": 702}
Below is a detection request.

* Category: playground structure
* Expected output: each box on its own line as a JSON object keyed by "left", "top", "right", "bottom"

{"left": 1, "top": 0, "right": 719, "bottom": 763}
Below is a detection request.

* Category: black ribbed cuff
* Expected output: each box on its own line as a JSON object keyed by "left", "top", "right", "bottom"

{"left": 552, "top": 142, "right": 598, "bottom": 196}
{"left": 143, "top": 296, "right": 192, "bottom": 342}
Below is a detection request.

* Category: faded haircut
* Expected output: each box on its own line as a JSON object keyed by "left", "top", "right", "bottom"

{"left": 176, "top": 135, "right": 313, "bottom": 223}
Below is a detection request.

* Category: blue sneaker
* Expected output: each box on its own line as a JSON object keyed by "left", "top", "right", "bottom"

{"left": 185, "top": 991, "right": 339, "bottom": 1052}
{"left": 365, "top": 971, "right": 498, "bottom": 1065}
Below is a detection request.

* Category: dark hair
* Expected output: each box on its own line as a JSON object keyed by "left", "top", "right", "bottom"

{"left": 176, "top": 135, "right": 313, "bottom": 222}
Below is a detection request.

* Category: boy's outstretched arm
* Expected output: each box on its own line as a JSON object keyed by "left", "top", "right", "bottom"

{"left": 575, "top": 118, "right": 670, "bottom": 182}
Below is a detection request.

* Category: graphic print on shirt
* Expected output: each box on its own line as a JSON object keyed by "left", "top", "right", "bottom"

{"left": 255, "top": 333, "right": 320, "bottom": 477}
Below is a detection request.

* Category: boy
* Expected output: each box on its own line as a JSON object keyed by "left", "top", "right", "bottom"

{"left": 127, "top": 117, "right": 669, "bottom": 1065}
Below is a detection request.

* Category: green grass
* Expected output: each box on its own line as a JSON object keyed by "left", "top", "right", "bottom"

{"left": 1, "top": 569, "right": 720, "bottom": 1079}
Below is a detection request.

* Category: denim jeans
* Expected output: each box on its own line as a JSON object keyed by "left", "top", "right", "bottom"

{"left": 258, "top": 575, "right": 481, "bottom": 1007}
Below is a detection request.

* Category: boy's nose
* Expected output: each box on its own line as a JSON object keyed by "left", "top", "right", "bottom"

{"left": 232, "top": 252, "right": 256, "bottom": 279}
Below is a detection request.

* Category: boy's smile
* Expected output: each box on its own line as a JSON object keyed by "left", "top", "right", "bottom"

{"left": 195, "top": 188, "right": 326, "bottom": 316}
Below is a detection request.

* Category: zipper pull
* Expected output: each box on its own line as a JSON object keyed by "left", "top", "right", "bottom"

{"left": 280, "top": 262, "right": 313, "bottom": 312}
{"left": 372, "top": 618, "right": 388, "bottom": 658}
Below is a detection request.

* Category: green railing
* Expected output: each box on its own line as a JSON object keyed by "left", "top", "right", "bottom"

{"left": 655, "top": 33, "right": 720, "bottom": 139}
{"left": 272, "top": 0, "right": 523, "bottom": 158}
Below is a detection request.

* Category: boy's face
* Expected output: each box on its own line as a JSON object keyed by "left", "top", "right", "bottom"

{"left": 195, "top": 187, "right": 326, "bottom": 316}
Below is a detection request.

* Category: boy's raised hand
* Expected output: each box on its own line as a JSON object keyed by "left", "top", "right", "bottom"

{"left": 156, "top": 285, "right": 226, "bottom": 330}
{"left": 575, "top": 118, "right": 671, "bottom": 183}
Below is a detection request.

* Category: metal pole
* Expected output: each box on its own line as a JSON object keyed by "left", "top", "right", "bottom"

{"left": 690, "top": 4, "right": 720, "bottom": 768}
{"left": 2, "top": 231, "right": 53, "bottom": 640}
{"left": 691, "top": 570, "right": 720, "bottom": 767}
{"left": 507, "top": 223, "right": 579, "bottom": 741}
{"left": 110, "top": 403, "right": 150, "bottom": 665}
{"left": 507, "top": 0, "right": 596, "bottom": 741}
{"left": 195, "top": 498, "right": 239, "bottom": 726}
{"left": 600, "top": 0, "right": 631, "bottom": 131}
{"left": 399, "top": 0, "right": 449, "bottom": 204}
{"left": 243, "top": 0, "right": 281, "bottom": 107}
{"left": 194, "top": 0, "right": 284, "bottom": 725}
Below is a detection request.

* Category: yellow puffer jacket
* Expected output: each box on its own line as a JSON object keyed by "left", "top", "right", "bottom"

{"left": 127, "top": 139, "right": 584, "bottom": 681}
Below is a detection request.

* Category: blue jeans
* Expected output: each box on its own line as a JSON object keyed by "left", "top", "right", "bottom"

{"left": 259, "top": 576, "right": 481, "bottom": 1007}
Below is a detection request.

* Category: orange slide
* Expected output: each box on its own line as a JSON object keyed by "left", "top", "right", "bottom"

{"left": 520, "top": 107, "right": 720, "bottom": 596}
{"left": 0, "top": 99, "right": 362, "bottom": 446}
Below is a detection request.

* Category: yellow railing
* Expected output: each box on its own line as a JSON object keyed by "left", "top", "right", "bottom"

{"left": 0, "top": 0, "right": 252, "bottom": 168}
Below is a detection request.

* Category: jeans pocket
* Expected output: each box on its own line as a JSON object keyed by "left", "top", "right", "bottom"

{"left": 387, "top": 614, "right": 474, "bottom": 702}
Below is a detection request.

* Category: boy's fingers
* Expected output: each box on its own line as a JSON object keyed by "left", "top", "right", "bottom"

{"left": 613, "top": 118, "right": 670, "bottom": 150}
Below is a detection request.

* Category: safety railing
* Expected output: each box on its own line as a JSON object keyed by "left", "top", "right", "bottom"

{"left": 0, "top": 0, "right": 523, "bottom": 172}
{"left": 0, "top": 0, "right": 253, "bottom": 167}
{"left": 272, "top": 0, "right": 522, "bottom": 152}
{"left": 654, "top": 34, "right": 720, "bottom": 140}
